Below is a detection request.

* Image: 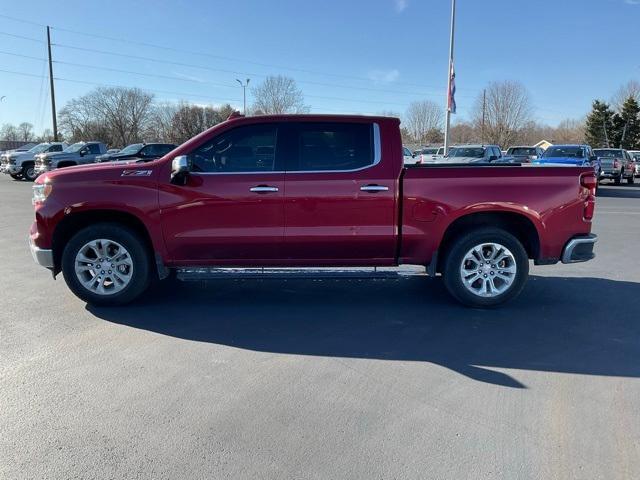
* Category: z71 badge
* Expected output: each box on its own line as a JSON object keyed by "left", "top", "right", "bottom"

{"left": 121, "top": 170, "right": 152, "bottom": 177}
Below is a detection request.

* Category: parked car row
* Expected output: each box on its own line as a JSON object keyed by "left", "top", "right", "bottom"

{"left": 1, "top": 141, "right": 176, "bottom": 181}
{"left": 402, "top": 142, "right": 638, "bottom": 185}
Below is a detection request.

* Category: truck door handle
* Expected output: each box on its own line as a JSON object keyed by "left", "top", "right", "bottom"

{"left": 249, "top": 185, "right": 279, "bottom": 193}
{"left": 360, "top": 184, "right": 389, "bottom": 192}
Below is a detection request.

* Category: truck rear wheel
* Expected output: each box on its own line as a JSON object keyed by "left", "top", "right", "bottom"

{"left": 442, "top": 227, "right": 529, "bottom": 308}
{"left": 61, "top": 223, "right": 151, "bottom": 306}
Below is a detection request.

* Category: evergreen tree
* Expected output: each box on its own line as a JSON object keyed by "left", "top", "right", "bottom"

{"left": 611, "top": 96, "right": 640, "bottom": 149}
{"left": 584, "top": 100, "right": 614, "bottom": 148}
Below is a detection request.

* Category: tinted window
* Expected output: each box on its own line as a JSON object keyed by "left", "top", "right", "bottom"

{"left": 141, "top": 144, "right": 172, "bottom": 157}
{"left": 450, "top": 147, "right": 485, "bottom": 158}
{"left": 87, "top": 144, "right": 101, "bottom": 154}
{"left": 593, "top": 149, "right": 623, "bottom": 158}
{"left": 188, "top": 125, "right": 277, "bottom": 173}
{"left": 291, "top": 123, "right": 373, "bottom": 171}
{"left": 421, "top": 148, "right": 438, "bottom": 155}
{"left": 544, "top": 146, "right": 585, "bottom": 158}
{"left": 403, "top": 147, "right": 412, "bottom": 156}
{"left": 48, "top": 144, "right": 63, "bottom": 152}
{"left": 510, "top": 147, "right": 536, "bottom": 155}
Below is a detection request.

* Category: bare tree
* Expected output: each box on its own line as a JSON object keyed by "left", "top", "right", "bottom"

{"left": 0, "top": 123, "right": 19, "bottom": 141}
{"left": 169, "top": 103, "right": 235, "bottom": 144}
{"left": 404, "top": 101, "right": 444, "bottom": 145}
{"left": 251, "top": 75, "right": 308, "bottom": 114}
{"left": 553, "top": 118, "right": 585, "bottom": 144}
{"left": 472, "top": 80, "right": 533, "bottom": 148}
{"left": 17, "top": 122, "right": 35, "bottom": 142}
{"left": 611, "top": 80, "right": 640, "bottom": 112}
{"left": 59, "top": 87, "right": 155, "bottom": 146}
{"left": 450, "top": 121, "right": 479, "bottom": 145}
{"left": 147, "top": 103, "right": 179, "bottom": 142}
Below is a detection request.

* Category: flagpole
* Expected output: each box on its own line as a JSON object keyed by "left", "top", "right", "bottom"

{"left": 443, "top": 0, "right": 456, "bottom": 155}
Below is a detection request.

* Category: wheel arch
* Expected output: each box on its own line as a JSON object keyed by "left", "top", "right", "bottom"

{"left": 51, "top": 209, "right": 164, "bottom": 279}
{"left": 436, "top": 210, "right": 541, "bottom": 273}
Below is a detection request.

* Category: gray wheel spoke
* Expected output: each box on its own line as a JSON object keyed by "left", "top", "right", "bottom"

{"left": 459, "top": 242, "right": 517, "bottom": 298}
{"left": 75, "top": 238, "right": 133, "bottom": 296}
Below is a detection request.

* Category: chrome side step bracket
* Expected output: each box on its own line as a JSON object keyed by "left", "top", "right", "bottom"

{"left": 176, "top": 266, "right": 427, "bottom": 281}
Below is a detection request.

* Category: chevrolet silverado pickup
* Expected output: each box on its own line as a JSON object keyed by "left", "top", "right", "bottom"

{"left": 29, "top": 114, "right": 598, "bottom": 308}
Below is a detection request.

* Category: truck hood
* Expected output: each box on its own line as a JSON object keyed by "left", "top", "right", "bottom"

{"left": 533, "top": 157, "right": 588, "bottom": 166}
{"left": 4, "top": 151, "right": 34, "bottom": 161}
{"left": 40, "top": 152, "right": 81, "bottom": 161}
{"left": 39, "top": 158, "right": 149, "bottom": 182}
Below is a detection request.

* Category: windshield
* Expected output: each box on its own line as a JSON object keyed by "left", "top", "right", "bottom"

{"left": 449, "top": 147, "right": 485, "bottom": 158}
{"left": 543, "top": 146, "right": 585, "bottom": 158}
{"left": 510, "top": 147, "right": 536, "bottom": 155}
{"left": 28, "top": 143, "right": 51, "bottom": 154}
{"left": 421, "top": 148, "right": 438, "bottom": 155}
{"left": 119, "top": 143, "right": 144, "bottom": 154}
{"left": 64, "top": 142, "right": 86, "bottom": 153}
{"left": 593, "top": 149, "right": 623, "bottom": 158}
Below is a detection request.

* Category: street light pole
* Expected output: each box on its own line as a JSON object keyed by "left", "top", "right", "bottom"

{"left": 443, "top": 0, "right": 456, "bottom": 155}
{"left": 236, "top": 78, "right": 250, "bottom": 115}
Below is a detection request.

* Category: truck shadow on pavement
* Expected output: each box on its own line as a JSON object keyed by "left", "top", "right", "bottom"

{"left": 88, "top": 275, "right": 640, "bottom": 389}
{"left": 597, "top": 183, "right": 640, "bottom": 199}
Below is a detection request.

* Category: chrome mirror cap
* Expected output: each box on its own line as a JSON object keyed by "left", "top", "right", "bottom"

{"left": 171, "top": 155, "right": 189, "bottom": 175}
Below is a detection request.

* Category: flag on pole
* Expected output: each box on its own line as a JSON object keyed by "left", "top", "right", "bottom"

{"left": 447, "top": 62, "right": 456, "bottom": 114}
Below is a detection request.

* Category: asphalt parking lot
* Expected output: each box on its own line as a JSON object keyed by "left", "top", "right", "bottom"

{"left": 1, "top": 175, "right": 639, "bottom": 479}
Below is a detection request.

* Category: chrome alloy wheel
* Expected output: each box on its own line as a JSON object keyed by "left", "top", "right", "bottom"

{"left": 74, "top": 239, "right": 133, "bottom": 295}
{"left": 459, "top": 242, "right": 517, "bottom": 298}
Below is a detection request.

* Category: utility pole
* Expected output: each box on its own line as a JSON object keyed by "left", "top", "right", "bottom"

{"left": 443, "top": 0, "right": 456, "bottom": 155}
{"left": 481, "top": 88, "right": 486, "bottom": 144}
{"left": 46, "top": 26, "right": 58, "bottom": 141}
{"left": 236, "top": 78, "right": 250, "bottom": 115}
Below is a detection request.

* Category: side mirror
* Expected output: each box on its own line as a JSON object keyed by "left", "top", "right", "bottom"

{"left": 79, "top": 149, "right": 87, "bottom": 156}
{"left": 171, "top": 155, "right": 190, "bottom": 183}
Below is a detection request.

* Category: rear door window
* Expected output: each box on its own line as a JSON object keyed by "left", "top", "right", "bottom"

{"left": 288, "top": 122, "right": 374, "bottom": 171}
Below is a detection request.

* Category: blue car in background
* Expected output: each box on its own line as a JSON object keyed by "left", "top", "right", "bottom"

{"left": 533, "top": 144, "right": 601, "bottom": 178}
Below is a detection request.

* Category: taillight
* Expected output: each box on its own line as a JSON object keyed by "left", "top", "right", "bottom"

{"left": 580, "top": 172, "right": 596, "bottom": 220}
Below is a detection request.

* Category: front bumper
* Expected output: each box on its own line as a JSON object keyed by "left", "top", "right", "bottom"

{"left": 35, "top": 164, "right": 51, "bottom": 174}
{"left": 29, "top": 237, "right": 54, "bottom": 269}
{"left": 4, "top": 164, "right": 23, "bottom": 174}
{"left": 561, "top": 234, "right": 597, "bottom": 264}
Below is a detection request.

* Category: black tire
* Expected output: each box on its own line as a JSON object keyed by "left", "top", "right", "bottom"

{"left": 22, "top": 162, "right": 37, "bottom": 182}
{"left": 628, "top": 174, "right": 635, "bottom": 184}
{"left": 62, "top": 223, "right": 151, "bottom": 306}
{"left": 442, "top": 227, "right": 529, "bottom": 308}
{"left": 9, "top": 173, "right": 23, "bottom": 180}
{"left": 614, "top": 175, "right": 621, "bottom": 185}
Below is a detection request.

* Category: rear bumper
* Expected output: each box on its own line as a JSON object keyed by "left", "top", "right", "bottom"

{"left": 561, "top": 234, "right": 597, "bottom": 264}
{"left": 29, "top": 236, "right": 54, "bottom": 269}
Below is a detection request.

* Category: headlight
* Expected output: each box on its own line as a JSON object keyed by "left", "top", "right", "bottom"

{"left": 32, "top": 182, "right": 53, "bottom": 205}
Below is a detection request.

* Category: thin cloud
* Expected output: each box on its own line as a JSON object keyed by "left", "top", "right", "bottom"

{"left": 367, "top": 69, "right": 400, "bottom": 84}
{"left": 394, "top": 0, "right": 408, "bottom": 12}
{"left": 625, "top": 0, "right": 640, "bottom": 4}
{"left": 172, "top": 71, "right": 206, "bottom": 83}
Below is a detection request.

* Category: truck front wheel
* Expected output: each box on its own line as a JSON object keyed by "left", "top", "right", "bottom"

{"left": 22, "top": 162, "right": 37, "bottom": 182}
{"left": 443, "top": 227, "right": 529, "bottom": 308}
{"left": 61, "top": 223, "right": 151, "bottom": 306}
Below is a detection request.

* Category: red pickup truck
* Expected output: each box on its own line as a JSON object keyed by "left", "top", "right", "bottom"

{"left": 30, "top": 114, "right": 597, "bottom": 308}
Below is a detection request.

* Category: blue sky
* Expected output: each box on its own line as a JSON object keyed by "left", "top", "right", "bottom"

{"left": 0, "top": 0, "right": 639, "bottom": 133}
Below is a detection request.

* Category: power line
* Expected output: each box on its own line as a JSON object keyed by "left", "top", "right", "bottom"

{"left": 0, "top": 30, "right": 45, "bottom": 43}
{"left": 0, "top": 14, "right": 459, "bottom": 92}
{"left": 53, "top": 42, "right": 465, "bottom": 99}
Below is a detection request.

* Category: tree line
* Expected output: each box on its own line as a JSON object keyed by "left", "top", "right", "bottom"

{"left": 2, "top": 76, "right": 638, "bottom": 150}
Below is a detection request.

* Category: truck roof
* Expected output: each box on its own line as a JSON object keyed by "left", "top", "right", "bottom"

{"left": 227, "top": 113, "right": 400, "bottom": 124}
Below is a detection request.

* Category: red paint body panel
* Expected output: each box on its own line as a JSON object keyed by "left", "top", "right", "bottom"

{"left": 31, "top": 114, "right": 594, "bottom": 271}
